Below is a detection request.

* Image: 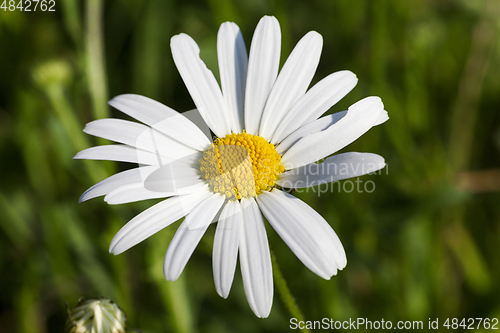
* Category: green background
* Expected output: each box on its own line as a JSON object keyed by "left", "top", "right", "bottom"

{"left": 1, "top": 0, "right": 499, "bottom": 332}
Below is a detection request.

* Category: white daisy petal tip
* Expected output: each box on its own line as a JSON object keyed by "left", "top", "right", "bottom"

{"left": 163, "top": 194, "right": 225, "bottom": 281}
{"left": 375, "top": 110, "right": 389, "bottom": 126}
{"left": 244, "top": 15, "right": 281, "bottom": 137}
{"left": 271, "top": 70, "right": 359, "bottom": 143}
{"left": 257, "top": 190, "right": 345, "bottom": 281}
{"left": 330, "top": 69, "right": 358, "bottom": 88}
{"left": 260, "top": 15, "right": 279, "bottom": 25}
{"left": 107, "top": 94, "right": 126, "bottom": 107}
{"left": 239, "top": 198, "right": 273, "bottom": 318}
{"left": 108, "top": 93, "right": 140, "bottom": 104}
{"left": 213, "top": 201, "right": 242, "bottom": 299}
{"left": 109, "top": 235, "right": 126, "bottom": 255}
{"left": 217, "top": 21, "right": 247, "bottom": 134}
{"left": 109, "top": 244, "right": 120, "bottom": 255}
{"left": 78, "top": 195, "right": 87, "bottom": 204}
{"left": 72, "top": 151, "right": 85, "bottom": 160}
{"left": 353, "top": 96, "right": 387, "bottom": 126}
{"left": 108, "top": 94, "right": 132, "bottom": 109}
{"left": 258, "top": 28, "right": 323, "bottom": 140}
{"left": 216, "top": 288, "right": 229, "bottom": 299}
{"left": 306, "top": 30, "right": 323, "bottom": 44}
{"left": 282, "top": 95, "right": 387, "bottom": 169}
{"left": 108, "top": 190, "right": 211, "bottom": 256}
{"left": 170, "top": 32, "right": 194, "bottom": 48}
{"left": 171, "top": 32, "right": 231, "bottom": 137}
{"left": 352, "top": 95, "right": 384, "bottom": 111}
{"left": 164, "top": 269, "right": 176, "bottom": 282}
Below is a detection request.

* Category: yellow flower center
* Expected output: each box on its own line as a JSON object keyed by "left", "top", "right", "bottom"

{"left": 199, "top": 131, "right": 285, "bottom": 200}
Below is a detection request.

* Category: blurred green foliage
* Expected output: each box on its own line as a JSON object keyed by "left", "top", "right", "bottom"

{"left": 1, "top": 0, "right": 500, "bottom": 332}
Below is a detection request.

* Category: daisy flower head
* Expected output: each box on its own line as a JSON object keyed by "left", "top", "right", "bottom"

{"left": 75, "top": 16, "right": 388, "bottom": 318}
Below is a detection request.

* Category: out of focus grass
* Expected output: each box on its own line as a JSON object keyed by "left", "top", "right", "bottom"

{"left": 1, "top": 0, "right": 499, "bottom": 332}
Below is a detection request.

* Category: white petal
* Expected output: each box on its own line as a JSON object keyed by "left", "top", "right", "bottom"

{"left": 272, "top": 71, "right": 358, "bottom": 143}
{"left": 244, "top": 16, "right": 281, "bottom": 136}
{"left": 80, "top": 166, "right": 158, "bottom": 202}
{"left": 84, "top": 118, "right": 198, "bottom": 160}
{"left": 84, "top": 118, "right": 143, "bottom": 145}
{"left": 213, "top": 200, "right": 242, "bottom": 298}
{"left": 109, "top": 94, "right": 211, "bottom": 151}
{"left": 144, "top": 162, "right": 202, "bottom": 193}
{"left": 282, "top": 97, "right": 385, "bottom": 169}
{"left": 257, "top": 190, "right": 346, "bottom": 274}
{"left": 109, "top": 188, "right": 211, "bottom": 255}
{"left": 218, "top": 22, "right": 248, "bottom": 134}
{"left": 276, "top": 111, "right": 347, "bottom": 155}
{"left": 374, "top": 110, "right": 389, "bottom": 126}
{"left": 104, "top": 183, "right": 172, "bottom": 204}
{"left": 164, "top": 193, "right": 225, "bottom": 281}
{"left": 74, "top": 145, "right": 159, "bottom": 165}
{"left": 259, "top": 31, "right": 323, "bottom": 140}
{"left": 277, "top": 152, "right": 385, "bottom": 188}
{"left": 239, "top": 198, "right": 273, "bottom": 318}
{"left": 104, "top": 181, "right": 206, "bottom": 205}
{"left": 171, "top": 34, "right": 230, "bottom": 137}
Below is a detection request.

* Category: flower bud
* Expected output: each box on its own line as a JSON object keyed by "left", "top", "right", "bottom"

{"left": 66, "top": 298, "right": 127, "bottom": 333}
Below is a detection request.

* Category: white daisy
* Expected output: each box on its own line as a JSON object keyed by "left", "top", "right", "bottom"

{"left": 75, "top": 16, "right": 388, "bottom": 318}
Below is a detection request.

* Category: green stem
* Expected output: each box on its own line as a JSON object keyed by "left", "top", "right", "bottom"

{"left": 448, "top": 1, "right": 497, "bottom": 172}
{"left": 45, "top": 85, "right": 108, "bottom": 184}
{"left": 162, "top": 278, "right": 194, "bottom": 333}
{"left": 46, "top": 86, "right": 88, "bottom": 153}
{"left": 85, "top": 0, "right": 109, "bottom": 120}
{"left": 271, "top": 251, "right": 309, "bottom": 333}
{"left": 148, "top": 236, "right": 195, "bottom": 333}
{"left": 60, "top": 0, "right": 82, "bottom": 47}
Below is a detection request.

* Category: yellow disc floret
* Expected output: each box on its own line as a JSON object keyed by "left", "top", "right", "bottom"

{"left": 199, "top": 131, "right": 285, "bottom": 200}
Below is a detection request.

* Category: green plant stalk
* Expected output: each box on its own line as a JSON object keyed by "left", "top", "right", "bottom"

{"left": 61, "top": 0, "right": 83, "bottom": 47}
{"left": 45, "top": 85, "right": 107, "bottom": 183}
{"left": 148, "top": 235, "right": 195, "bottom": 333}
{"left": 271, "top": 251, "right": 309, "bottom": 333}
{"left": 448, "top": 8, "right": 496, "bottom": 172}
{"left": 162, "top": 278, "right": 194, "bottom": 333}
{"left": 132, "top": 0, "right": 166, "bottom": 100}
{"left": 85, "top": 0, "right": 109, "bottom": 120}
{"left": 46, "top": 86, "right": 88, "bottom": 153}
{"left": 17, "top": 260, "right": 44, "bottom": 333}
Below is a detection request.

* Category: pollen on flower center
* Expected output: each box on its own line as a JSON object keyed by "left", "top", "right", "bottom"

{"left": 199, "top": 131, "right": 285, "bottom": 200}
